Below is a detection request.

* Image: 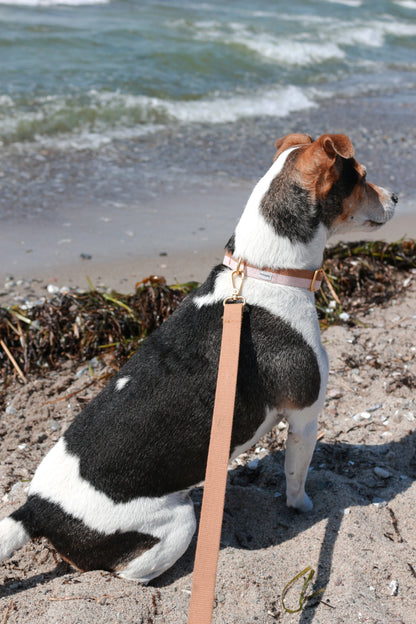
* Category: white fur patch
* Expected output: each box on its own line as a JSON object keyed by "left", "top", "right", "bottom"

{"left": 233, "top": 147, "right": 327, "bottom": 270}
{"left": 0, "top": 517, "right": 29, "bottom": 562}
{"left": 115, "top": 376, "right": 131, "bottom": 392}
{"left": 28, "top": 438, "right": 196, "bottom": 581}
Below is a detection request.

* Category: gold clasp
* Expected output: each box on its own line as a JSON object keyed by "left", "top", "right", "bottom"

{"left": 224, "top": 257, "right": 246, "bottom": 305}
{"left": 310, "top": 269, "right": 324, "bottom": 292}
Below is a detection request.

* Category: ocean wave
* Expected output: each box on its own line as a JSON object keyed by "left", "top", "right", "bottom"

{"left": 0, "top": 85, "right": 317, "bottom": 148}
{"left": 173, "top": 20, "right": 345, "bottom": 67}
{"left": 0, "top": 0, "right": 109, "bottom": 6}
{"left": 170, "top": 14, "right": 416, "bottom": 69}
{"left": 394, "top": 0, "right": 416, "bottom": 8}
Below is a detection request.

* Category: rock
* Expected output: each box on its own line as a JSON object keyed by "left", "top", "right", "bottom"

{"left": 374, "top": 467, "right": 391, "bottom": 479}
{"left": 5, "top": 405, "right": 18, "bottom": 415}
{"left": 353, "top": 411, "right": 372, "bottom": 421}
{"left": 389, "top": 579, "right": 399, "bottom": 596}
{"left": 247, "top": 458, "right": 260, "bottom": 470}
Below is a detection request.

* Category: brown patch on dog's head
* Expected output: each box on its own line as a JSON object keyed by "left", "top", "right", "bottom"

{"left": 293, "top": 133, "right": 356, "bottom": 201}
{"left": 273, "top": 133, "right": 313, "bottom": 161}
{"left": 263, "top": 132, "right": 396, "bottom": 240}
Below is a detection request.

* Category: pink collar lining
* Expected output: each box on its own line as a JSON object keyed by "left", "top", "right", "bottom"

{"left": 223, "top": 251, "right": 324, "bottom": 292}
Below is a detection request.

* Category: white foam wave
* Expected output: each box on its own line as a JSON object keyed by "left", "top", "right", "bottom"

{"left": 244, "top": 38, "right": 345, "bottom": 66}
{"left": 394, "top": 0, "right": 416, "bottom": 8}
{"left": 324, "top": 0, "right": 362, "bottom": 6}
{"left": 160, "top": 85, "right": 317, "bottom": 123}
{"left": 1, "top": 85, "right": 318, "bottom": 150}
{"left": 0, "top": 0, "right": 109, "bottom": 6}
{"left": 174, "top": 19, "right": 345, "bottom": 67}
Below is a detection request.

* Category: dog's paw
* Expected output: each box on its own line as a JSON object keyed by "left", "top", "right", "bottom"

{"left": 286, "top": 493, "right": 313, "bottom": 513}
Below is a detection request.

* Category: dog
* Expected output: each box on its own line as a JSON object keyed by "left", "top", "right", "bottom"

{"left": 0, "top": 133, "right": 397, "bottom": 583}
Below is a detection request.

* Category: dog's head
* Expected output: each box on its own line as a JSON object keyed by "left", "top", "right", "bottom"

{"left": 264, "top": 133, "right": 397, "bottom": 240}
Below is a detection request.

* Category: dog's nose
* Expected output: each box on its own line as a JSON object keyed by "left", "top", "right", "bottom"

{"left": 391, "top": 193, "right": 399, "bottom": 204}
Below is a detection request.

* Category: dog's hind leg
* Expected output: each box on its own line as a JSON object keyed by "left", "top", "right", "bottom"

{"left": 117, "top": 492, "right": 196, "bottom": 583}
{"left": 284, "top": 406, "right": 319, "bottom": 512}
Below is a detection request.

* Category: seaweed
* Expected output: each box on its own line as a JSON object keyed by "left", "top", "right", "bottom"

{"left": 0, "top": 276, "right": 197, "bottom": 384}
{"left": 317, "top": 239, "right": 416, "bottom": 327}
{"left": 1, "top": 240, "right": 415, "bottom": 384}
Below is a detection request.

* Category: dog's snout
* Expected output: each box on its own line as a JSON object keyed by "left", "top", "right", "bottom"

{"left": 391, "top": 192, "right": 399, "bottom": 204}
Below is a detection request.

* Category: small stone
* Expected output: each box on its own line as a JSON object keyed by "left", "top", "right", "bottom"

{"left": 5, "top": 405, "right": 18, "bottom": 415}
{"left": 47, "top": 284, "right": 60, "bottom": 294}
{"left": 80, "top": 253, "right": 92, "bottom": 260}
{"left": 339, "top": 312, "right": 350, "bottom": 321}
{"left": 247, "top": 458, "right": 260, "bottom": 470}
{"left": 327, "top": 388, "right": 343, "bottom": 400}
{"left": 389, "top": 579, "right": 399, "bottom": 596}
{"left": 374, "top": 467, "right": 391, "bottom": 479}
{"left": 353, "top": 411, "right": 371, "bottom": 421}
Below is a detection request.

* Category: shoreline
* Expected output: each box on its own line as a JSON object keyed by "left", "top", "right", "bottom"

{"left": 1, "top": 198, "right": 415, "bottom": 303}
{"left": 1, "top": 90, "right": 416, "bottom": 299}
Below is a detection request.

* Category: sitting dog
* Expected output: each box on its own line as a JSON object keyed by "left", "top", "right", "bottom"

{"left": 0, "top": 133, "right": 397, "bottom": 583}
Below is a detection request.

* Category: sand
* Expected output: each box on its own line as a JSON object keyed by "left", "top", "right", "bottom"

{"left": 1, "top": 269, "right": 415, "bottom": 624}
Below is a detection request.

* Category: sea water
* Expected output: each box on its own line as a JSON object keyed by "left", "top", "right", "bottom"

{"left": 1, "top": 0, "right": 416, "bottom": 149}
{"left": 0, "top": 0, "right": 415, "bottom": 282}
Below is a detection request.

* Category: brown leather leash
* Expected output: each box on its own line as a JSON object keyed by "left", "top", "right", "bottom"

{"left": 187, "top": 264, "right": 246, "bottom": 624}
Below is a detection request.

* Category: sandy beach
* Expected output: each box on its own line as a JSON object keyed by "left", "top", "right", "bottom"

{"left": 1, "top": 273, "right": 415, "bottom": 624}
{"left": 1, "top": 90, "right": 416, "bottom": 623}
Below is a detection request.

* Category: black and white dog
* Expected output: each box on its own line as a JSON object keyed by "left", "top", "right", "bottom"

{"left": 0, "top": 133, "right": 396, "bottom": 583}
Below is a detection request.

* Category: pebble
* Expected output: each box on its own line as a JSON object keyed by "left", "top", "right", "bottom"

{"left": 47, "top": 284, "right": 60, "bottom": 294}
{"left": 374, "top": 467, "right": 391, "bottom": 479}
{"left": 353, "top": 411, "right": 372, "bottom": 421}
{"left": 247, "top": 458, "right": 260, "bottom": 470}
{"left": 389, "top": 579, "right": 399, "bottom": 596}
{"left": 5, "top": 405, "right": 18, "bottom": 415}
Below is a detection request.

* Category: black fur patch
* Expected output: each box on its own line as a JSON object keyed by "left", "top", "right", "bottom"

{"left": 62, "top": 268, "right": 320, "bottom": 503}
{"left": 12, "top": 495, "right": 159, "bottom": 572}
{"left": 260, "top": 153, "right": 320, "bottom": 243}
{"left": 225, "top": 234, "right": 235, "bottom": 254}
{"left": 261, "top": 151, "right": 361, "bottom": 240}
{"left": 318, "top": 158, "right": 359, "bottom": 229}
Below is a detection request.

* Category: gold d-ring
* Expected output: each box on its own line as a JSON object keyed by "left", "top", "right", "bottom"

{"left": 224, "top": 257, "right": 246, "bottom": 305}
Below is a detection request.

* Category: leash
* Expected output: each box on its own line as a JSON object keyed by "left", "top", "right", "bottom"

{"left": 187, "top": 254, "right": 325, "bottom": 623}
{"left": 187, "top": 262, "right": 246, "bottom": 624}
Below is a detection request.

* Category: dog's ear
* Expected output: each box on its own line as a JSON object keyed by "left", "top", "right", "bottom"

{"left": 296, "top": 133, "right": 355, "bottom": 198}
{"left": 273, "top": 133, "right": 313, "bottom": 161}
{"left": 319, "top": 134, "right": 354, "bottom": 160}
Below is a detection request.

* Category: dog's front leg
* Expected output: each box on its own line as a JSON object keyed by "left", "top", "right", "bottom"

{"left": 284, "top": 408, "right": 318, "bottom": 512}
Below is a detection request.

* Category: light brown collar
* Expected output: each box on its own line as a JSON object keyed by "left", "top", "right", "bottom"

{"left": 223, "top": 251, "right": 324, "bottom": 292}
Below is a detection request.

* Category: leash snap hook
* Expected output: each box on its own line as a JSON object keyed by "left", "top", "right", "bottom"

{"left": 224, "top": 257, "right": 246, "bottom": 305}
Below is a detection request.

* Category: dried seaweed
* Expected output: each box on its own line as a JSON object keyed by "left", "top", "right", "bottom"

{"left": 0, "top": 276, "right": 197, "bottom": 383}
{"left": 317, "top": 239, "right": 416, "bottom": 327}
{"left": 1, "top": 239, "right": 415, "bottom": 384}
